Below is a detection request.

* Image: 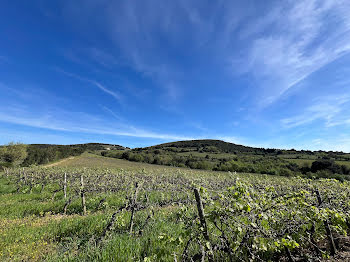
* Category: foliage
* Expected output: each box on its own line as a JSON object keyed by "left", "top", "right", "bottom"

{"left": 0, "top": 142, "right": 28, "bottom": 167}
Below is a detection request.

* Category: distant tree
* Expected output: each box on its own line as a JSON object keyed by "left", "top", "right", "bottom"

{"left": 341, "top": 165, "right": 350, "bottom": 175}
{"left": 286, "top": 162, "right": 300, "bottom": 172}
{"left": 195, "top": 161, "right": 212, "bottom": 170}
{"left": 311, "top": 159, "right": 342, "bottom": 174}
{"left": 0, "top": 142, "right": 28, "bottom": 167}
{"left": 130, "top": 153, "right": 144, "bottom": 162}
{"left": 121, "top": 151, "right": 130, "bottom": 160}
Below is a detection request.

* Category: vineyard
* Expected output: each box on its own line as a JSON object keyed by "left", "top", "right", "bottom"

{"left": 1, "top": 154, "right": 350, "bottom": 261}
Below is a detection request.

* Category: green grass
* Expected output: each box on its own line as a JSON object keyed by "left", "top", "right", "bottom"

{"left": 285, "top": 158, "right": 314, "bottom": 167}
{"left": 337, "top": 160, "right": 350, "bottom": 168}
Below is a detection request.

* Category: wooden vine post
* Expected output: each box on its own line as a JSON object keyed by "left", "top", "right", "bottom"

{"left": 64, "top": 173, "right": 67, "bottom": 199}
{"left": 315, "top": 189, "right": 336, "bottom": 256}
{"left": 81, "top": 174, "right": 87, "bottom": 215}
{"left": 129, "top": 182, "right": 140, "bottom": 235}
{"left": 194, "top": 188, "right": 214, "bottom": 262}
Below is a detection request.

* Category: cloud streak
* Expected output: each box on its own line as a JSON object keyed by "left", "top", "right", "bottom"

{"left": 55, "top": 68, "right": 123, "bottom": 103}
{"left": 239, "top": 0, "right": 350, "bottom": 105}
{"left": 0, "top": 108, "right": 247, "bottom": 144}
{"left": 0, "top": 106, "right": 193, "bottom": 141}
{"left": 281, "top": 94, "right": 350, "bottom": 128}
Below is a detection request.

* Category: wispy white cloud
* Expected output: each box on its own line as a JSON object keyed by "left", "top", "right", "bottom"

{"left": 59, "top": 1, "right": 203, "bottom": 102}
{"left": 0, "top": 105, "right": 194, "bottom": 141}
{"left": 51, "top": 0, "right": 350, "bottom": 107}
{"left": 93, "top": 81, "right": 122, "bottom": 102}
{"left": 62, "top": 47, "right": 120, "bottom": 71}
{"left": 85, "top": 47, "right": 119, "bottom": 68}
{"left": 309, "top": 136, "right": 350, "bottom": 152}
{"left": 268, "top": 136, "right": 350, "bottom": 152}
{"left": 126, "top": 49, "right": 183, "bottom": 101}
{"left": 0, "top": 97, "right": 250, "bottom": 144}
{"left": 239, "top": 0, "right": 350, "bottom": 105}
{"left": 100, "top": 105, "right": 124, "bottom": 122}
{"left": 54, "top": 68, "right": 123, "bottom": 103}
{"left": 0, "top": 82, "right": 65, "bottom": 103}
{"left": 0, "top": 81, "right": 189, "bottom": 141}
{"left": 281, "top": 94, "right": 350, "bottom": 128}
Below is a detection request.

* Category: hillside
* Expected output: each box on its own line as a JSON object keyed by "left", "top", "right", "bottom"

{"left": 2, "top": 139, "right": 350, "bottom": 180}
{"left": 102, "top": 139, "right": 350, "bottom": 181}
{"left": 23, "top": 143, "right": 127, "bottom": 166}
{"left": 148, "top": 139, "right": 350, "bottom": 157}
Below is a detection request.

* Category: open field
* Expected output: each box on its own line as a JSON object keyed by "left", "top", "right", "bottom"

{"left": 1, "top": 154, "right": 350, "bottom": 261}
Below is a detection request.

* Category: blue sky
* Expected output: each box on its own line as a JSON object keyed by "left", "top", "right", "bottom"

{"left": 1, "top": 0, "right": 350, "bottom": 151}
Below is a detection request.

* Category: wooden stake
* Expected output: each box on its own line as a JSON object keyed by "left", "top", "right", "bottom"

{"left": 129, "top": 182, "right": 140, "bottom": 235}
{"left": 64, "top": 173, "right": 67, "bottom": 199}
{"left": 194, "top": 188, "right": 214, "bottom": 262}
{"left": 81, "top": 174, "right": 86, "bottom": 215}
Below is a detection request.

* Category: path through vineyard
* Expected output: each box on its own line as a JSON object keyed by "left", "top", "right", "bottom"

{"left": 44, "top": 156, "right": 75, "bottom": 167}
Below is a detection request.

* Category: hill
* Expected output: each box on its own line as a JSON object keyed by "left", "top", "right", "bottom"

{"left": 148, "top": 139, "right": 350, "bottom": 157}
{"left": 101, "top": 139, "right": 350, "bottom": 181}
{"left": 150, "top": 139, "right": 266, "bottom": 154}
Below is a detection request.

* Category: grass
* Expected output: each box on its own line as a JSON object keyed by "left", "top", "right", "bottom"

{"left": 337, "top": 160, "right": 350, "bottom": 168}
{"left": 285, "top": 158, "right": 314, "bottom": 167}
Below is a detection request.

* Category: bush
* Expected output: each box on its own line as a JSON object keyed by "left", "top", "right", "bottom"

{"left": 311, "top": 160, "right": 342, "bottom": 174}
{"left": 0, "top": 142, "right": 27, "bottom": 167}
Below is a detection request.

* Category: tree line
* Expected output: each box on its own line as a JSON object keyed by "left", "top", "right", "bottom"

{"left": 102, "top": 149, "right": 350, "bottom": 181}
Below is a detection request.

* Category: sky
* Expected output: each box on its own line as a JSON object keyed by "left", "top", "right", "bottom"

{"left": 1, "top": 0, "right": 350, "bottom": 151}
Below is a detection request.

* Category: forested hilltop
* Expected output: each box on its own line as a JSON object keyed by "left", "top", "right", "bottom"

{"left": 1, "top": 139, "right": 350, "bottom": 180}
